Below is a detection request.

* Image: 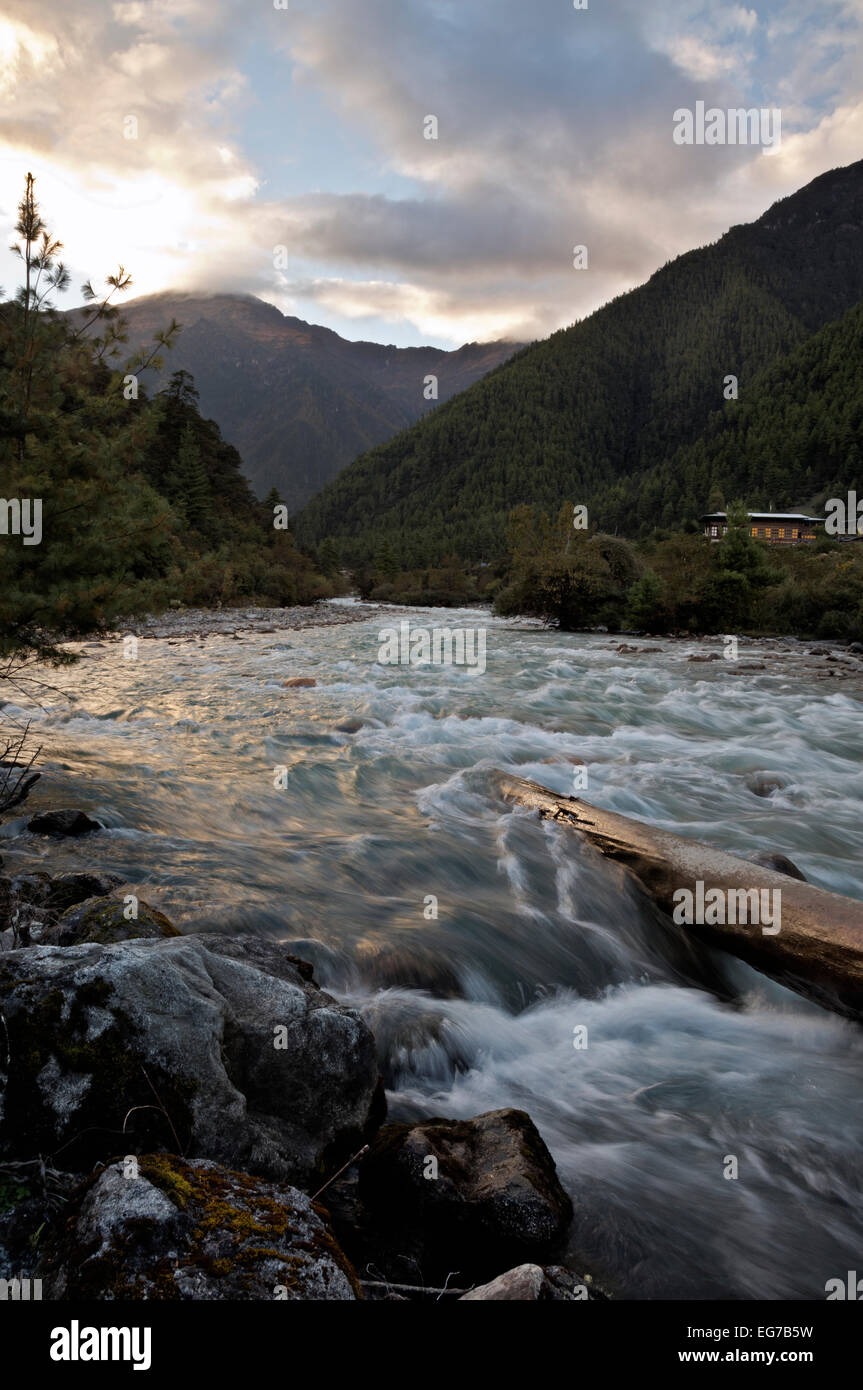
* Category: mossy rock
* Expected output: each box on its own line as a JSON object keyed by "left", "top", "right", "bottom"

{"left": 41, "top": 895, "right": 180, "bottom": 947}
{"left": 0, "top": 934, "right": 381, "bottom": 1186}
{"left": 36, "top": 1156, "right": 360, "bottom": 1300}
{"left": 45, "top": 872, "right": 125, "bottom": 916}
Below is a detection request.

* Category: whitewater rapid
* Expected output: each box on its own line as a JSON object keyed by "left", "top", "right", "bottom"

{"left": 3, "top": 603, "right": 862, "bottom": 1298}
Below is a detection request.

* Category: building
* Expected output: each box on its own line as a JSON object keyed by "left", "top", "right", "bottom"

{"left": 701, "top": 511, "right": 823, "bottom": 544}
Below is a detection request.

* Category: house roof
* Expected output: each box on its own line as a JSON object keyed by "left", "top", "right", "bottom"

{"left": 701, "top": 512, "right": 823, "bottom": 523}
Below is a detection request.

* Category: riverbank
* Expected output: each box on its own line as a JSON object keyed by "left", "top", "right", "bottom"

{"left": 2, "top": 611, "right": 863, "bottom": 1298}
{"left": 113, "top": 599, "right": 383, "bottom": 641}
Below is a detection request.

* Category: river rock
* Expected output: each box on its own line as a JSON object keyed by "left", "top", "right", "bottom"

{"left": 745, "top": 771, "right": 788, "bottom": 797}
{"left": 0, "top": 872, "right": 55, "bottom": 944}
{"left": 747, "top": 851, "right": 807, "bottom": 882}
{"left": 460, "top": 1263, "right": 599, "bottom": 1301}
{"left": 282, "top": 678, "right": 317, "bottom": 688}
{"left": 27, "top": 809, "right": 104, "bottom": 837}
{"left": 0, "top": 934, "right": 382, "bottom": 1184}
{"left": 40, "top": 895, "right": 180, "bottom": 947}
{"left": 36, "top": 1156, "right": 359, "bottom": 1300}
{"left": 356, "top": 1108, "right": 573, "bottom": 1281}
{"left": 45, "top": 872, "right": 124, "bottom": 915}
{"left": 7, "top": 870, "right": 52, "bottom": 905}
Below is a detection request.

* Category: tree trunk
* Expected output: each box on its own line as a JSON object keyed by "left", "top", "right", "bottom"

{"left": 494, "top": 772, "right": 863, "bottom": 1022}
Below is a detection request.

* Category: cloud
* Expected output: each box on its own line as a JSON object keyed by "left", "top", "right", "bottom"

{"left": 0, "top": 0, "right": 860, "bottom": 346}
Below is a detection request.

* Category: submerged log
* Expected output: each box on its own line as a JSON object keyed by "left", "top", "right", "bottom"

{"left": 494, "top": 772, "right": 863, "bottom": 1022}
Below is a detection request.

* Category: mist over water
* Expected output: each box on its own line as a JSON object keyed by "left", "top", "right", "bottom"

{"left": 3, "top": 603, "right": 863, "bottom": 1299}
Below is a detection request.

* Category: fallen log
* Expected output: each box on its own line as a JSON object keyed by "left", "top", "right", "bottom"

{"left": 494, "top": 772, "right": 863, "bottom": 1022}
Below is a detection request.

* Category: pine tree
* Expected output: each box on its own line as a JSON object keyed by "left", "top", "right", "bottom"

{"left": 174, "top": 423, "right": 209, "bottom": 531}
{"left": 318, "top": 537, "right": 340, "bottom": 575}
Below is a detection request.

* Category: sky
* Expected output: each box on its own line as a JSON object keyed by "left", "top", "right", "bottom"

{"left": 0, "top": 0, "right": 861, "bottom": 349}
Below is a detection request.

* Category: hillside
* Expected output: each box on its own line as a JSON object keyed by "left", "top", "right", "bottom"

{"left": 618, "top": 297, "right": 863, "bottom": 525}
{"left": 79, "top": 293, "right": 521, "bottom": 510}
{"left": 294, "top": 160, "right": 863, "bottom": 564}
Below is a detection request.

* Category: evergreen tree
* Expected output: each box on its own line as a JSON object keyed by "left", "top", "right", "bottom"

{"left": 0, "top": 172, "right": 339, "bottom": 662}
{"left": 626, "top": 570, "right": 668, "bottom": 631}
{"left": 318, "top": 537, "right": 341, "bottom": 576}
{"left": 174, "top": 423, "right": 209, "bottom": 531}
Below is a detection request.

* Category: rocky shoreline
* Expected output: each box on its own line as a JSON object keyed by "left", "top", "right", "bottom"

{"left": 111, "top": 600, "right": 384, "bottom": 642}
{"left": 0, "top": 802, "right": 597, "bottom": 1302}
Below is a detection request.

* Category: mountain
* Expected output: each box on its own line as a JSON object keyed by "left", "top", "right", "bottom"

{"left": 628, "top": 296, "right": 863, "bottom": 522}
{"left": 294, "top": 160, "right": 863, "bottom": 565}
{"left": 82, "top": 293, "right": 522, "bottom": 510}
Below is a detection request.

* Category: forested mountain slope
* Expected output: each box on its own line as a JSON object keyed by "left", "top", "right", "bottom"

{"left": 295, "top": 160, "right": 863, "bottom": 563}
{"left": 82, "top": 293, "right": 521, "bottom": 510}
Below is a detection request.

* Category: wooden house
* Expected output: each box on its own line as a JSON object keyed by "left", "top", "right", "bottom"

{"left": 701, "top": 512, "right": 823, "bottom": 544}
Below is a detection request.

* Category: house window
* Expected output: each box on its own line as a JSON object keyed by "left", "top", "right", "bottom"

{"left": 710, "top": 525, "right": 719, "bottom": 538}
{"left": 750, "top": 526, "right": 758, "bottom": 537}
{"left": 792, "top": 529, "right": 799, "bottom": 539}
{"left": 778, "top": 528, "right": 786, "bottom": 538}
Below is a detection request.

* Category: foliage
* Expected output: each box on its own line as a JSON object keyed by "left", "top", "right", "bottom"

{"left": 493, "top": 502, "right": 863, "bottom": 641}
{"left": 494, "top": 504, "right": 640, "bottom": 630}
{"left": 0, "top": 175, "right": 338, "bottom": 662}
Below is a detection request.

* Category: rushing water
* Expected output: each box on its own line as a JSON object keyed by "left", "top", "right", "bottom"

{"left": 3, "top": 602, "right": 863, "bottom": 1299}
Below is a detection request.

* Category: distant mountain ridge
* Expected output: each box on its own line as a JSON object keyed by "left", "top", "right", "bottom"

{"left": 294, "top": 159, "right": 863, "bottom": 565}
{"left": 79, "top": 293, "right": 522, "bottom": 509}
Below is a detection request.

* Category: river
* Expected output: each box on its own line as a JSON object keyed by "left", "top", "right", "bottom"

{"left": 3, "top": 601, "right": 863, "bottom": 1299}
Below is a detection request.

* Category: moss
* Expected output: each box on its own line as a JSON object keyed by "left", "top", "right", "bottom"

{"left": 37, "top": 1153, "right": 362, "bottom": 1299}
{"left": 141, "top": 1156, "right": 360, "bottom": 1293}
{"left": 138, "top": 1155, "right": 194, "bottom": 1210}
{"left": 55, "top": 897, "right": 180, "bottom": 944}
{"left": 0, "top": 968, "right": 197, "bottom": 1167}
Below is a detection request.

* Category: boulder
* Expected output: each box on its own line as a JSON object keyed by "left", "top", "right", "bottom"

{"left": 7, "top": 871, "right": 52, "bottom": 906}
{"left": 1, "top": 873, "right": 129, "bottom": 949}
{"left": 37, "top": 1156, "right": 359, "bottom": 1300}
{"left": 40, "top": 895, "right": 179, "bottom": 947}
{"left": 45, "top": 872, "right": 124, "bottom": 915}
{"left": 0, "top": 872, "right": 55, "bottom": 944}
{"left": 355, "top": 1108, "right": 572, "bottom": 1282}
{"left": 0, "top": 934, "right": 382, "bottom": 1185}
{"left": 460, "top": 1263, "right": 600, "bottom": 1301}
{"left": 282, "top": 678, "right": 317, "bottom": 689}
{"left": 27, "top": 809, "right": 103, "bottom": 837}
